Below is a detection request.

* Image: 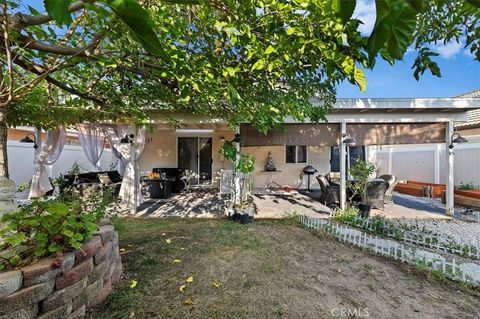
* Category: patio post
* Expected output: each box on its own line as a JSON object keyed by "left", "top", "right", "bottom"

{"left": 233, "top": 125, "right": 241, "bottom": 205}
{"left": 131, "top": 124, "right": 138, "bottom": 214}
{"left": 340, "top": 121, "right": 347, "bottom": 210}
{"left": 445, "top": 121, "right": 454, "bottom": 216}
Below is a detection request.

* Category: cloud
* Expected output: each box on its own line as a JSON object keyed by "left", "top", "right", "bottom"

{"left": 433, "top": 39, "right": 463, "bottom": 59}
{"left": 353, "top": 0, "right": 376, "bottom": 35}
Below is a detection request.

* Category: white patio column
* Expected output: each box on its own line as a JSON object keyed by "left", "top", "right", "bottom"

{"left": 340, "top": 121, "right": 347, "bottom": 210}
{"left": 233, "top": 125, "right": 241, "bottom": 205}
{"left": 131, "top": 124, "right": 138, "bottom": 214}
{"left": 445, "top": 121, "right": 454, "bottom": 216}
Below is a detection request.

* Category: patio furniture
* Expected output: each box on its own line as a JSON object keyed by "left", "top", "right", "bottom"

{"left": 365, "top": 179, "right": 389, "bottom": 210}
{"left": 326, "top": 172, "right": 340, "bottom": 184}
{"left": 378, "top": 174, "right": 398, "bottom": 204}
{"left": 316, "top": 174, "right": 340, "bottom": 206}
{"left": 143, "top": 178, "right": 173, "bottom": 199}
{"left": 62, "top": 170, "right": 123, "bottom": 196}
{"left": 152, "top": 168, "right": 185, "bottom": 193}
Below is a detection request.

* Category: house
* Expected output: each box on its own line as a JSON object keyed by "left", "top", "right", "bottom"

{"left": 136, "top": 97, "right": 480, "bottom": 215}
{"left": 455, "top": 89, "right": 480, "bottom": 142}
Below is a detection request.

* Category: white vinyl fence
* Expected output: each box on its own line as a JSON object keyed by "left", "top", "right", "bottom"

{"left": 299, "top": 215, "right": 480, "bottom": 286}
{"left": 368, "top": 142, "right": 480, "bottom": 187}
{"left": 7, "top": 141, "right": 114, "bottom": 188}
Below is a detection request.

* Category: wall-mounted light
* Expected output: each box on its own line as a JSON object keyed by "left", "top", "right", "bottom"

{"left": 19, "top": 133, "right": 38, "bottom": 149}
{"left": 232, "top": 133, "right": 241, "bottom": 144}
{"left": 449, "top": 133, "right": 467, "bottom": 149}
{"left": 341, "top": 133, "right": 356, "bottom": 146}
{"left": 220, "top": 136, "right": 225, "bottom": 143}
{"left": 120, "top": 134, "right": 135, "bottom": 144}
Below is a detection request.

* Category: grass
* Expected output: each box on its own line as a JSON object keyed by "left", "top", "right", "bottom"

{"left": 88, "top": 218, "right": 480, "bottom": 319}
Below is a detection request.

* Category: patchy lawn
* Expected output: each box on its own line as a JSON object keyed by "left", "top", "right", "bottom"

{"left": 89, "top": 218, "right": 480, "bottom": 319}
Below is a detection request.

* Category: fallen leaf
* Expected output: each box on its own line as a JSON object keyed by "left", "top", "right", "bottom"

{"left": 173, "top": 259, "right": 182, "bottom": 263}
{"left": 127, "top": 244, "right": 133, "bottom": 247}
{"left": 129, "top": 310, "right": 135, "bottom": 318}
{"left": 166, "top": 239, "right": 172, "bottom": 244}
{"left": 179, "top": 285, "right": 186, "bottom": 293}
{"left": 183, "top": 299, "right": 193, "bottom": 305}
{"left": 180, "top": 247, "right": 186, "bottom": 250}
{"left": 130, "top": 280, "right": 137, "bottom": 289}
{"left": 161, "top": 233, "right": 166, "bottom": 236}
{"left": 212, "top": 282, "right": 220, "bottom": 289}
{"left": 186, "top": 276, "right": 193, "bottom": 283}
{"left": 120, "top": 248, "right": 126, "bottom": 252}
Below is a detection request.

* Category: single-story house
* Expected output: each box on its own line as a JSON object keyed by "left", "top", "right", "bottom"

{"left": 137, "top": 97, "right": 480, "bottom": 215}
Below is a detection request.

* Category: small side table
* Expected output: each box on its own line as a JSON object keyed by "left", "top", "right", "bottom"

{"left": 259, "top": 170, "right": 283, "bottom": 190}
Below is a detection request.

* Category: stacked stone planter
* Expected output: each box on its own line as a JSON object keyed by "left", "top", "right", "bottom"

{"left": 0, "top": 223, "right": 122, "bottom": 319}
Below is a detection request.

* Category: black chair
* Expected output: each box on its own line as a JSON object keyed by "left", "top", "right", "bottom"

{"left": 316, "top": 174, "right": 340, "bottom": 206}
{"left": 365, "top": 179, "right": 389, "bottom": 210}
{"left": 152, "top": 168, "right": 185, "bottom": 193}
{"left": 378, "top": 174, "right": 398, "bottom": 204}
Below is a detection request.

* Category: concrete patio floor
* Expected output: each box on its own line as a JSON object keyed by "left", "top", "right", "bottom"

{"left": 123, "top": 188, "right": 470, "bottom": 220}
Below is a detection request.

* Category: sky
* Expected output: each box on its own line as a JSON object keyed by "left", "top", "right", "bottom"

{"left": 337, "top": 0, "right": 480, "bottom": 98}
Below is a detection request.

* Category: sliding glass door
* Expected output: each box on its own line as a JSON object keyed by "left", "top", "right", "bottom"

{"left": 177, "top": 137, "right": 212, "bottom": 185}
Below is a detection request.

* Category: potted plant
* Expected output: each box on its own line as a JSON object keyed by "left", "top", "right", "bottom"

{"left": 348, "top": 159, "right": 376, "bottom": 217}
{"left": 220, "top": 141, "right": 256, "bottom": 224}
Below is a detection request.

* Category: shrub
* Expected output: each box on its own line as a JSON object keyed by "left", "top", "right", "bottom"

{"left": 0, "top": 189, "right": 119, "bottom": 270}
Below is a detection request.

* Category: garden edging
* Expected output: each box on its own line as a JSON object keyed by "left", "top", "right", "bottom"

{"left": 0, "top": 221, "right": 122, "bottom": 319}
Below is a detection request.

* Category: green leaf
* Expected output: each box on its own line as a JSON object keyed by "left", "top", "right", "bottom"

{"left": 63, "top": 229, "right": 74, "bottom": 237}
{"left": 34, "top": 247, "right": 47, "bottom": 257}
{"left": 466, "top": 0, "right": 480, "bottom": 8}
{"left": 103, "top": 0, "right": 163, "bottom": 56}
{"left": 354, "top": 67, "right": 366, "bottom": 92}
{"left": 5, "top": 232, "right": 26, "bottom": 246}
{"left": 252, "top": 59, "right": 265, "bottom": 70}
{"left": 73, "top": 233, "right": 84, "bottom": 241}
{"left": 264, "top": 45, "right": 276, "bottom": 55}
{"left": 48, "top": 242, "right": 61, "bottom": 253}
{"left": 367, "top": 0, "right": 417, "bottom": 64}
{"left": 332, "top": 0, "right": 356, "bottom": 22}
{"left": 43, "top": 0, "right": 73, "bottom": 26}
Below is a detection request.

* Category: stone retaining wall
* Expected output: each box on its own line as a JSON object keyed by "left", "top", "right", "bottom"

{"left": 0, "top": 222, "right": 122, "bottom": 319}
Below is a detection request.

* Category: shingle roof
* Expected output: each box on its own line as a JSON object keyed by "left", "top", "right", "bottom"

{"left": 455, "top": 89, "right": 480, "bottom": 129}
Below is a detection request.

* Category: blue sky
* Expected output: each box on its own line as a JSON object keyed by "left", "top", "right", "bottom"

{"left": 338, "top": 0, "right": 480, "bottom": 98}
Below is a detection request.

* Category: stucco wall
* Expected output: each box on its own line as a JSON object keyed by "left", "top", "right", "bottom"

{"left": 241, "top": 145, "right": 331, "bottom": 189}
{"left": 138, "top": 128, "right": 235, "bottom": 186}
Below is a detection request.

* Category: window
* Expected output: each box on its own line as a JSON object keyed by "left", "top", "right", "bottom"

{"left": 330, "top": 146, "right": 366, "bottom": 172}
{"left": 286, "top": 145, "right": 307, "bottom": 163}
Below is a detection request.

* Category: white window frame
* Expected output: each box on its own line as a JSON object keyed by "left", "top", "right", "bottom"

{"left": 285, "top": 145, "right": 307, "bottom": 164}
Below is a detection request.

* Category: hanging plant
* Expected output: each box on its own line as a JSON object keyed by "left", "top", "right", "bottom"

{"left": 219, "top": 141, "right": 237, "bottom": 161}
{"left": 237, "top": 153, "right": 255, "bottom": 174}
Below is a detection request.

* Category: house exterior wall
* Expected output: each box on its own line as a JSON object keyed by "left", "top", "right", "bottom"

{"left": 137, "top": 127, "right": 235, "bottom": 186}
{"left": 458, "top": 127, "right": 480, "bottom": 143}
{"left": 241, "top": 145, "right": 330, "bottom": 189}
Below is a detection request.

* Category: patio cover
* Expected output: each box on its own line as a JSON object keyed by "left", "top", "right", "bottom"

{"left": 240, "top": 122, "right": 445, "bottom": 146}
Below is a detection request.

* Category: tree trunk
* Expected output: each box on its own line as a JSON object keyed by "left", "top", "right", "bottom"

{"left": 0, "top": 110, "right": 8, "bottom": 178}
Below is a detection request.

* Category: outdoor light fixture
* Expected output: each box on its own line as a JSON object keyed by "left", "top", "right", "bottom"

{"left": 449, "top": 133, "right": 468, "bottom": 149}
{"left": 220, "top": 136, "right": 225, "bottom": 143}
{"left": 120, "top": 134, "right": 135, "bottom": 144}
{"left": 19, "top": 133, "right": 38, "bottom": 149}
{"left": 232, "top": 133, "right": 241, "bottom": 143}
{"left": 341, "top": 133, "right": 356, "bottom": 146}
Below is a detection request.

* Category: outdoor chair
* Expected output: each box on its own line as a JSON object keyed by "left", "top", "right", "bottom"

{"left": 365, "top": 179, "right": 389, "bottom": 210}
{"left": 316, "top": 174, "right": 340, "bottom": 207}
{"left": 378, "top": 174, "right": 398, "bottom": 204}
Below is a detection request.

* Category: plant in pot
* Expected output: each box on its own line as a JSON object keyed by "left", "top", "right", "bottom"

{"left": 348, "top": 159, "right": 376, "bottom": 218}
{"left": 220, "top": 141, "right": 256, "bottom": 224}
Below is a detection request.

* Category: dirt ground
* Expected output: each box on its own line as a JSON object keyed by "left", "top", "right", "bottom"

{"left": 89, "top": 218, "right": 480, "bottom": 319}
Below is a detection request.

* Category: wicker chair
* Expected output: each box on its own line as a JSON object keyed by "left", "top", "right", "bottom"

{"left": 365, "top": 179, "right": 389, "bottom": 210}
{"left": 378, "top": 174, "right": 398, "bottom": 204}
{"left": 316, "top": 175, "right": 340, "bottom": 206}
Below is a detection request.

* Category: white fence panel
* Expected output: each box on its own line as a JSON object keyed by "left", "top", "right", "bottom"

{"left": 7, "top": 141, "right": 114, "bottom": 187}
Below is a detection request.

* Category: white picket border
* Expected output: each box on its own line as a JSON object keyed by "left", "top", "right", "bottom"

{"left": 336, "top": 215, "right": 480, "bottom": 260}
{"left": 298, "top": 215, "right": 480, "bottom": 286}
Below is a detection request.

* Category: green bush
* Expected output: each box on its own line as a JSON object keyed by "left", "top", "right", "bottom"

{"left": 0, "top": 189, "right": 119, "bottom": 270}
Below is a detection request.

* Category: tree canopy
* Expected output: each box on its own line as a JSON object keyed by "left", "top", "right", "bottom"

{"left": 1, "top": 0, "right": 479, "bottom": 131}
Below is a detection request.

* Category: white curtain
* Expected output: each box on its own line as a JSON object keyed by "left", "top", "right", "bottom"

{"left": 103, "top": 125, "right": 146, "bottom": 208}
{"left": 76, "top": 124, "right": 105, "bottom": 172}
{"left": 29, "top": 126, "right": 66, "bottom": 198}
{"left": 111, "top": 146, "right": 127, "bottom": 175}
